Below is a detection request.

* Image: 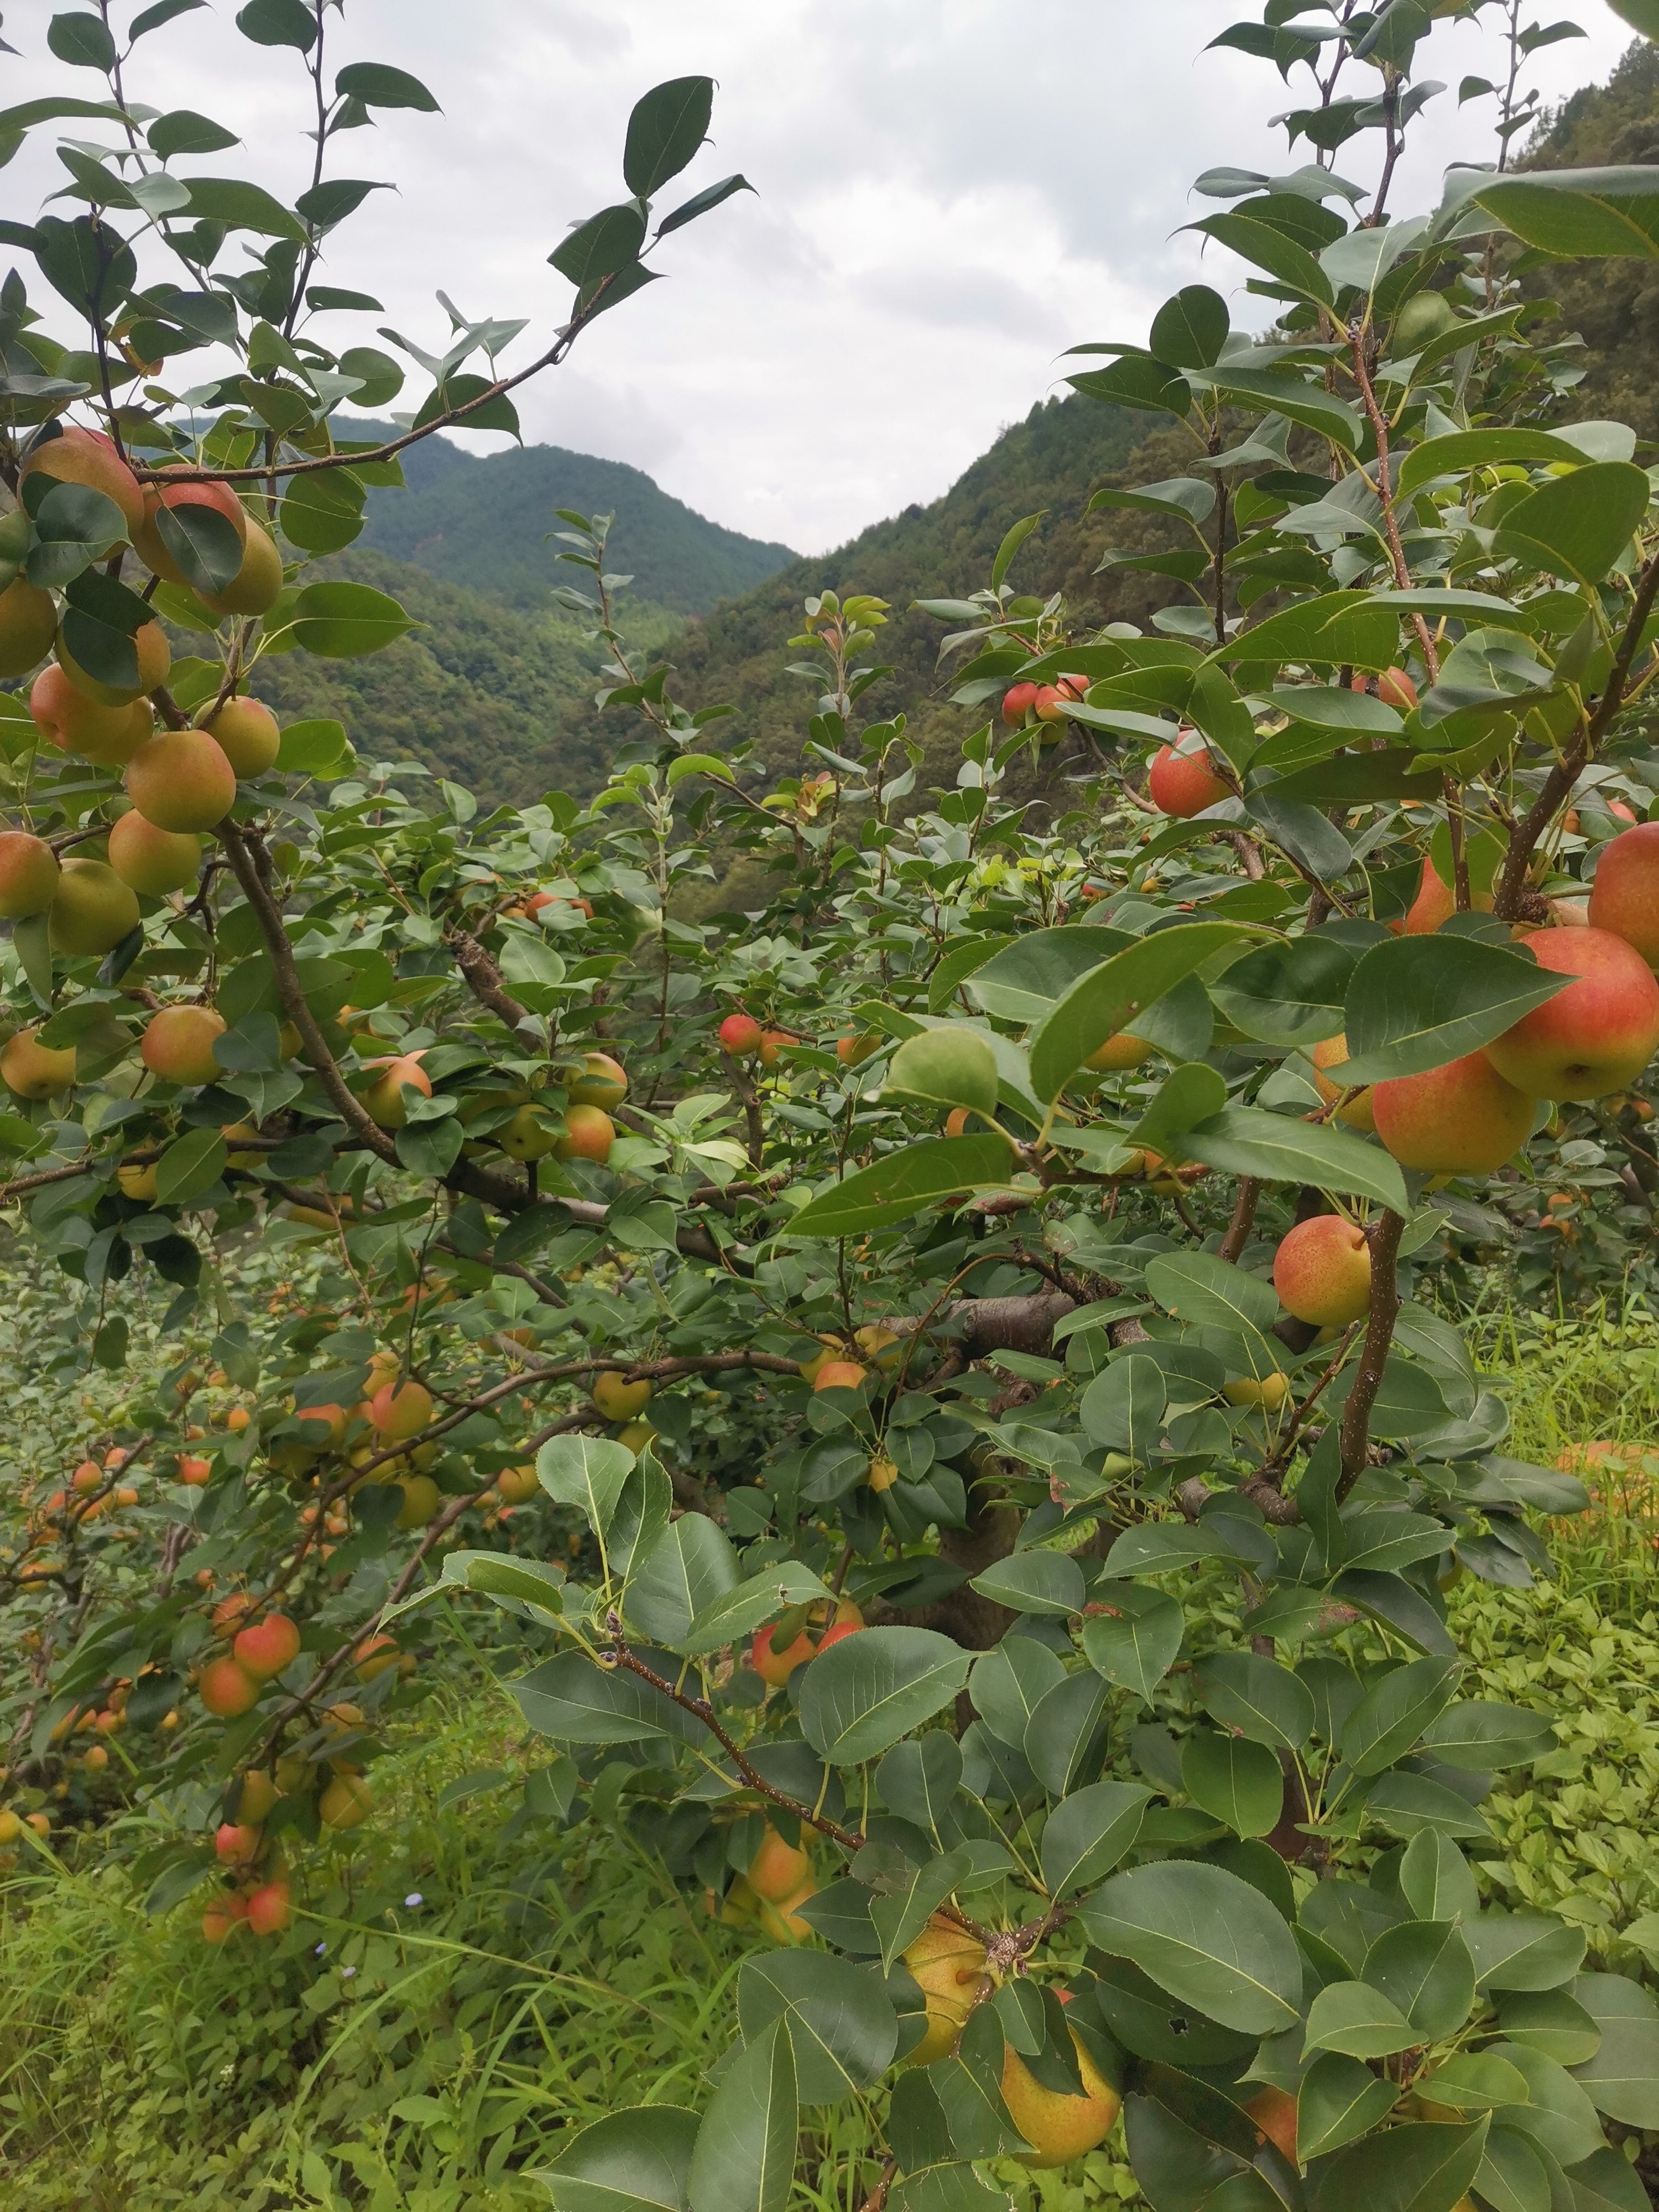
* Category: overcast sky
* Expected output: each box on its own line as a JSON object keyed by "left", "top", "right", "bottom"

{"left": 4, "top": 1, "right": 1639, "bottom": 554}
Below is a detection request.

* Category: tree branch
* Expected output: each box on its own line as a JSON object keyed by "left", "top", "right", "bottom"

{"left": 1337, "top": 1208, "right": 1405, "bottom": 1498}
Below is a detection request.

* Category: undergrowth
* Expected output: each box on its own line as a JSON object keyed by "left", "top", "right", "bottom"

{"left": 2, "top": 1313, "right": 1657, "bottom": 2209}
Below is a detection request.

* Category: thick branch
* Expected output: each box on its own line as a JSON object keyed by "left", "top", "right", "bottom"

{"left": 1218, "top": 1177, "right": 1260, "bottom": 1265}
{"left": 446, "top": 927, "right": 530, "bottom": 1030}
{"left": 1337, "top": 1208, "right": 1405, "bottom": 1498}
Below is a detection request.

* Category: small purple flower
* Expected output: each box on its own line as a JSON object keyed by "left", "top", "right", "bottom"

{"left": 404, "top": 1892, "right": 424, "bottom": 1908}
{"left": 314, "top": 1942, "right": 327, "bottom": 1956}
{"left": 341, "top": 1965, "right": 357, "bottom": 1979}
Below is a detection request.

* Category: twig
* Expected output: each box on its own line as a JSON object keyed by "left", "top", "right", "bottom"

{"left": 1337, "top": 1209, "right": 1405, "bottom": 1498}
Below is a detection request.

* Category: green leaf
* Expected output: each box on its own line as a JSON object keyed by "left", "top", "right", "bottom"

{"left": 1416, "top": 1700, "right": 1555, "bottom": 1771}
{"left": 1563, "top": 2147, "right": 1652, "bottom": 2212}
{"left": 512, "top": 1650, "right": 702, "bottom": 1747}
{"left": 280, "top": 467, "right": 367, "bottom": 556}
{"left": 289, "top": 580, "right": 414, "bottom": 658}
{"left": 872, "top": 1850, "right": 974, "bottom": 1971}
{"left": 1181, "top": 1730, "right": 1285, "bottom": 1838}
{"left": 1467, "top": 1912, "right": 1587, "bottom": 1992}
{"left": 550, "top": 204, "right": 648, "bottom": 287}
{"left": 155, "top": 503, "right": 244, "bottom": 596}
{"left": 1418, "top": 2053, "right": 1534, "bottom": 2112}
{"left": 656, "top": 173, "right": 755, "bottom": 238}
{"left": 1339, "top": 1657, "right": 1460, "bottom": 1776}
{"left": 969, "top": 1638, "right": 1065, "bottom": 1750}
{"left": 1223, "top": 590, "right": 1402, "bottom": 672}
{"left": 155, "top": 1128, "right": 227, "bottom": 1207}
{"left": 1194, "top": 364, "right": 1360, "bottom": 449}
{"left": 786, "top": 1135, "right": 1014, "bottom": 1238}
{"left": 624, "top": 76, "right": 713, "bottom": 196}
{"left": 1088, "top": 476, "right": 1215, "bottom": 526}
{"left": 966, "top": 925, "right": 1127, "bottom": 1023}
{"left": 680, "top": 1565, "right": 836, "bottom": 1659}
{"left": 234, "top": 0, "right": 316, "bottom": 48}
{"left": 544, "top": 2107, "right": 698, "bottom": 2212}
{"left": 1196, "top": 1099, "right": 1410, "bottom": 1207}
{"left": 1399, "top": 1832, "right": 1480, "bottom": 1924}
{"left": 1306, "top": 2119, "right": 1488, "bottom": 2212}
{"left": 1028, "top": 924, "right": 1246, "bottom": 1103}
{"left": 1340, "top": 936, "right": 1568, "bottom": 1084}
{"left": 1566, "top": 1974, "right": 1659, "bottom": 2127}
{"left": 1606, "top": 0, "right": 1659, "bottom": 42}
{"left": 797, "top": 1628, "right": 972, "bottom": 1767}
{"left": 1470, "top": 165, "right": 1659, "bottom": 258}
{"left": 1078, "top": 1354, "right": 1168, "bottom": 1460}
{"left": 1210, "top": 934, "right": 1354, "bottom": 1047}
{"left": 1304, "top": 1977, "right": 1421, "bottom": 2058}
{"left": 147, "top": 107, "right": 237, "bottom": 158}
{"left": 884, "top": 1029, "right": 1000, "bottom": 1121}
{"left": 1498, "top": 1989, "right": 1603, "bottom": 2066}
{"left": 48, "top": 10, "right": 118, "bottom": 69}
{"left": 1149, "top": 284, "right": 1230, "bottom": 368}
{"left": 1144, "top": 1247, "right": 1278, "bottom": 1334}
{"left": 1080, "top": 1588, "right": 1183, "bottom": 1704}
{"left": 275, "top": 718, "right": 351, "bottom": 778}
{"left": 536, "top": 1436, "right": 635, "bottom": 1536}
{"left": 1100, "top": 1522, "right": 1267, "bottom": 1577}
{"left": 625, "top": 1515, "right": 738, "bottom": 1646}
{"left": 181, "top": 175, "right": 306, "bottom": 240}
{"left": 1366, "top": 1918, "right": 1478, "bottom": 2039}
{"left": 1193, "top": 1652, "right": 1316, "bottom": 1752}
{"left": 687, "top": 2021, "right": 796, "bottom": 2212}
{"left": 737, "top": 1952, "right": 898, "bottom": 2104}
{"left": 1396, "top": 428, "right": 1604, "bottom": 500}
{"left": 1067, "top": 356, "right": 1192, "bottom": 417}
{"left": 1024, "top": 1672, "right": 1111, "bottom": 1797}
{"left": 991, "top": 510, "right": 1046, "bottom": 592}
{"left": 25, "top": 481, "right": 127, "bottom": 588}
{"left": 1039, "top": 1781, "right": 1151, "bottom": 1898}
{"left": 1297, "top": 2051, "right": 1400, "bottom": 2160}
{"left": 333, "top": 61, "right": 440, "bottom": 109}
{"left": 968, "top": 1552, "right": 1084, "bottom": 1617}
{"left": 1129, "top": 1062, "right": 1227, "bottom": 1162}
{"left": 1489, "top": 2043, "right": 1606, "bottom": 2167}
{"left": 1076, "top": 1861, "right": 1303, "bottom": 2035}
{"left": 1492, "top": 462, "right": 1651, "bottom": 587}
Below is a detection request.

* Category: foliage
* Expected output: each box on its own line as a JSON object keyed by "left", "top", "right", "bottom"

{"left": 5, "top": 5, "right": 1659, "bottom": 2212}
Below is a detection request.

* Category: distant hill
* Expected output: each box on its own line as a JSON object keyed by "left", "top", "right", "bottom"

{"left": 339, "top": 421, "right": 795, "bottom": 614}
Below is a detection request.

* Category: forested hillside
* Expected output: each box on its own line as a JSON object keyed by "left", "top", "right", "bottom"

{"left": 347, "top": 425, "right": 795, "bottom": 613}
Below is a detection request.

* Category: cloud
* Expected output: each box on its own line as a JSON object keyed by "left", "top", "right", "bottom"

{"left": 0, "top": 0, "right": 1636, "bottom": 556}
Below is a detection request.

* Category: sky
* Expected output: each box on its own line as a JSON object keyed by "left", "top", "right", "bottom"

{"left": 3, "top": 1, "right": 1641, "bottom": 555}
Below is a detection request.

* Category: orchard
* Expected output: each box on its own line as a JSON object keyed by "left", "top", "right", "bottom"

{"left": 3, "top": 2, "right": 1659, "bottom": 2208}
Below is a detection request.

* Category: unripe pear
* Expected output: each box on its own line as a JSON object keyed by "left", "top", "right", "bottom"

{"left": 215, "top": 1820, "right": 261, "bottom": 1866}
{"left": 1403, "top": 855, "right": 1491, "bottom": 934}
{"left": 901, "top": 1916, "right": 987, "bottom": 2064}
{"left": 0, "top": 577, "right": 58, "bottom": 678}
{"left": 0, "top": 832, "right": 60, "bottom": 919}
{"left": 362, "top": 1053, "right": 431, "bottom": 1128}
{"left": 1149, "top": 734, "right": 1230, "bottom": 817}
{"left": 495, "top": 1463, "right": 539, "bottom": 1504}
{"left": 354, "top": 1634, "right": 400, "bottom": 1679}
{"left": 1587, "top": 820, "right": 1659, "bottom": 966}
{"left": 237, "top": 1770, "right": 279, "bottom": 1823}
{"left": 201, "top": 519, "right": 284, "bottom": 616}
{"left": 499, "top": 1102, "right": 560, "bottom": 1159}
{"left": 29, "top": 662, "right": 150, "bottom": 764}
{"left": 757, "top": 1028, "right": 798, "bottom": 1068}
{"left": 748, "top": 1824, "right": 813, "bottom": 1903}
{"left": 125, "top": 728, "right": 237, "bottom": 833}
{"left": 555, "top": 1103, "right": 614, "bottom": 1162}
{"left": 132, "top": 471, "right": 247, "bottom": 585}
{"left": 396, "top": 1474, "right": 440, "bottom": 1527}
{"left": 19, "top": 423, "right": 145, "bottom": 535}
{"left": 1001, "top": 2028, "right": 1122, "bottom": 2167}
{"left": 1244, "top": 2085, "right": 1298, "bottom": 2163}
{"left": 757, "top": 1878, "right": 818, "bottom": 1943}
{"left": 55, "top": 618, "right": 169, "bottom": 707}
{"left": 593, "top": 1372, "right": 652, "bottom": 1422}
{"left": 1272, "top": 1214, "right": 1372, "bottom": 1327}
{"left": 836, "top": 1033, "right": 881, "bottom": 1067}
{"left": 245, "top": 1877, "right": 290, "bottom": 1935}
{"left": 232, "top": 1613, "right": 300, "bottom": 1681}
{"left": 198, "top": 1655, "right": 260, "bottom": 1718}
{"left": 201, "top": 1895, "right": 247, "bottom": 1943}
{"left": 750, "top": 1620, "right": 813, "bottom": 1687}
{"left": 48, "top": 858, "right": 140, "bottom": 954}
{"left": 0, "top": 1026, "right": 76, "bottom": 1099}
{"left": 568, "top": 1050, "right": 628, "bottom": 1108}
{"left": 1084, "top": 1031, "right": 1152, "bottom": 1072}
{"left": 107, "top": 809, "right": 202, "bottom": 895}
{"left": 141, "top": 1004, "right": 226, "bottom": 1087}
{"left": 1310, "top": 1031, "right": 1374, "bottom": 1131}
{"left": 814, "top": 1360, "right": 868, "bottom": 1392}
{"left": 205, "top": 696, "right": 280, "bottom": 778}
{"left": 371, "top": 1378, "right": 432, "bottom": 1439}
{"left": 1483, "top": 926, "right": 1659, "bottom": 1100}
{"left": 1372, "top": 1050, "right": 1534, "bottom": 1175}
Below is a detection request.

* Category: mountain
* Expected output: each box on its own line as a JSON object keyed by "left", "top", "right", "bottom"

{"left": 342, "top": 421, "right": 795, "bottom": 614}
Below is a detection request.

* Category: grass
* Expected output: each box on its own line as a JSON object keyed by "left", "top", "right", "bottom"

{"left": 2, "top": 1312, "right": 1658, "bottom": 2206}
